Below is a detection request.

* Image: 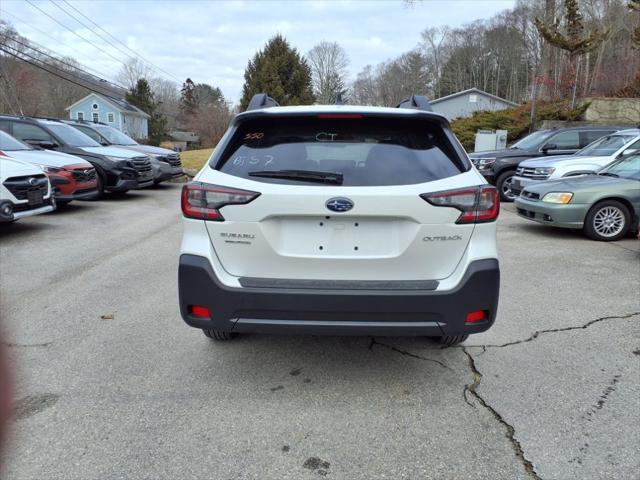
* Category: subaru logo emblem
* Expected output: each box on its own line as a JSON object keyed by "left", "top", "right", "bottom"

{"left": 326, "top": 197, "right": 354, "bottom": 212}
{"left": 28, "top": 177, "right": 38, "bottom": 186}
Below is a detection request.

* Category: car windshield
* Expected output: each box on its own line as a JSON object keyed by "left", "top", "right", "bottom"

{"left": 45, "top": 123, "right": 101, "bottom": 147}
{"left": 216, "top": 116, "right": 466, "bottom": 186}
{"left": 576, "top": 134, "right": 638, "bottom": 157}
{"left": 599, "top": 153, "right": 640, "bottom": 180}
{"left": 95, "top": 126, "right": 137, "bottom": 146}
{"left": 0, "top": 130, "right": 32, "bottom": 151}
{"left": 509, "top": 130, "right": 552, "bottom": 150}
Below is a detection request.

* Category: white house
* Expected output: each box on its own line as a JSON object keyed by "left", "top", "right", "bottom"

{"left": 65, "top": 93, "right": 150, "bottom": 140}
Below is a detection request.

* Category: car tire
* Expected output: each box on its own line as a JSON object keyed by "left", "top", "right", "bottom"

{"left": 435, "top": 334, "right": 469, "bottom": 346}
{"left": 583, "top": 200, "right": 631, "bottom": 242}
{"left": 203, "top": 329, "right": 237, "bottom": 341}
{"left": 94, "top": 170, "right": 105, "bottom": 199}
{"left": 496, "top": 171, "right": 517, "bottom": 202}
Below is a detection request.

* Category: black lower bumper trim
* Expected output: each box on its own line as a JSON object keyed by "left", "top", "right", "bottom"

{"left": 178, "top": 255, "right": 500, "bottom": 336}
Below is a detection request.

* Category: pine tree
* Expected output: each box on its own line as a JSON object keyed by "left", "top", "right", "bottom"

{"left": 180, "top": 78, "right": 197, "bottom": 116}
{"left": 126, "top": 78, "right": 167, "bottom": 144}
{"left": 240, "top": 35, "right": 314, "bottom": 110}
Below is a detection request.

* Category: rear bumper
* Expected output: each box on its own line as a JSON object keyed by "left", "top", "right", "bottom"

{"left": 178, "top": 254, "right": 500, "bottom": 336}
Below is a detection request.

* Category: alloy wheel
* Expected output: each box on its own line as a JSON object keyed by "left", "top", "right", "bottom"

{"left": 593, "top": 206, "right": 625, "bottom": 238}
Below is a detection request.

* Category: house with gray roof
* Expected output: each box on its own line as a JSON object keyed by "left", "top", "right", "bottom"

{"left": 65, "top": 93, "right": 150, "bottom": 140}
{"left": 430, "top": 88, "right": 519, "bottom": 121}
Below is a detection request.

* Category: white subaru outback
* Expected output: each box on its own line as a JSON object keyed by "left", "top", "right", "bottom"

{"left": 179, "top": 94, "right": 500, "bottom": 346}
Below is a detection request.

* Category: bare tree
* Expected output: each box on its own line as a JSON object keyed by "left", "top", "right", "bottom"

{"left": 150, "top": 77, "right": 179, "bottom": 129}
{"left": 116, "top": 57, "right": 152, "bottom": 90}
{"left": 420, "top": 26, "right": 450, "bottom": 98}
{"left": 306, "top": 41, "right": 350, "bottom": 104}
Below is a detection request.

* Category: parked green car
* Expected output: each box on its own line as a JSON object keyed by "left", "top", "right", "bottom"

{"left": 515, "top": 154, "right": 640, "bottom": 241}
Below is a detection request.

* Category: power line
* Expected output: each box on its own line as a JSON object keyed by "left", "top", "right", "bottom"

{"left": 24, "top": 0, "right": 129, "bottom": 67}
{"left": 2, "top": 36, "right": 128, "bottom": 93}
{"left": 0, "top": 9, "right": 120, "bottom": 83}
{"left": 0, "top": 43, "right": 125, "bottom": 102}
{"left": 56, "top": 0, "right": 181, "bottom": 83}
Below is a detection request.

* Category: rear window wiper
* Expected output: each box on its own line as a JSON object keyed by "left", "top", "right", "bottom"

{"left": 248, "top": 169, "right": 343, "bottom": 185}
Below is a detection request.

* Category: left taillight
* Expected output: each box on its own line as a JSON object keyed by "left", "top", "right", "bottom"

{"left": 181, "top": 182, "right": 260, "bottom": 221}
{"left": 421, "top": 185, "right": 499, "bottom": 224}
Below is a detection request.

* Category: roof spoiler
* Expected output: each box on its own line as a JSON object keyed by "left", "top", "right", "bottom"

{"left": 396, "top": 95, "right": 432, "bottom": 112}
{"left": 247, "top": 93, "right": 280, "bottom": 111}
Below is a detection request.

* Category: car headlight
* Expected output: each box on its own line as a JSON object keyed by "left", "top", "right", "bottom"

{"left": 37, "top": 164, "right": 64, "bottom": 174}
{"left": 542, "top": 192, "right": 573, "bottom": 204}
{"left": 535, "top": 167, "right": 555, "bottom": 175}
{"left": 475, "top": 158, "right": 496, "bottom": 169}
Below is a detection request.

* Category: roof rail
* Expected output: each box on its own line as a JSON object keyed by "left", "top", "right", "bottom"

{"left": 246, "top": 93, "right": 280, "bottom": 111}
{"left": 396, "top": 95, "right": 432, "bottom": 112}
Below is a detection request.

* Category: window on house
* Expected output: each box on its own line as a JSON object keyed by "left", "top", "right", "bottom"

{"left": 469, "top": 94, "right": 478, "bottom": 103}
{"left": 77, "top": 112, "right": 84, "bottom": 121}
{"left": 92, "top": 103, "right": 99, "bottom": 110}
{"left": 92, "top": 112, "right": 99, "bottom": 123}
{"left": 107, "top": 113, "right": 114, "bottom": 123}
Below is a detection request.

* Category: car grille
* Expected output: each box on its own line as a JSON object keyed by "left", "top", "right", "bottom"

{"left": 521, "top": 190, "right": 540, "bottom": 200}
{"left": 516, "top": 167, "right": 550, "bottom": 180}
{"left": 2, "top": 174, "right": 48, "bottom": 200}
{"left": 159, "top": 153, "right": 182, "bottom": 167}
{"left": 130, "top": 156, "right": 153, "bottom": 176}
{"left": 71, "top": 167, "right": 97, "bottom": 183}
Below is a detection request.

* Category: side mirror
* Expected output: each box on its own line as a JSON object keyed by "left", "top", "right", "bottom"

{"left": 541, "top": 143, "right": 557, "bottom": 153}
{"left": 620, "top": 148, "right": 638, "bottom": 157}
{"left": 100, "top": 141, "right": 110, "bottom": 146}
{"left": 27, "top": 140, "right": 57, "bottom": 149}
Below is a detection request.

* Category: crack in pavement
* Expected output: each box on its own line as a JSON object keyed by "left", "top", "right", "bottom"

{"left": 2, "top": 341, "right": 52, "bottom": 348}
{"left": 369, "top": 338, "right": 452, "bottom": 370}
{"left": 482, "top": 312, "right": 640, "bottom": 349}
{"left": 463, "top": 347, "right": 542, "bottom": 480}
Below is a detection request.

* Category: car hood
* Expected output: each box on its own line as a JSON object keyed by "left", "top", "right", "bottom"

{"left": 0, "top": 156, "right": 46, "bottom": 176}
{"left": 524, "top": 174, "right": 631, "bottom": 194}
{"left": 3, "top": 149, "right": 92, "bottom": 168}
{"left": 520, "top": 155, "right": 610, "bottom": 168}
{"left": 79, "top": 146, "right": 148, "bottom": 159}
{"left": 112, "top": 144, "right": 176, "bottom": 156}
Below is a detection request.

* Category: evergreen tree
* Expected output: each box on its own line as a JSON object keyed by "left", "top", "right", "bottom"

{"left": 240, "top": 35, "right": 314, "bottom": 110}
{"left": 126, "top": 78, "right": 167, "bottom": 145}
{"left": 180, "top": 78, "right": 197, "bottom": 115}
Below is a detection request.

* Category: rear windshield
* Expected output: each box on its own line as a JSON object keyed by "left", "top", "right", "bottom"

{"left": 214, "top": 116, "right": 466, "bottom": 186}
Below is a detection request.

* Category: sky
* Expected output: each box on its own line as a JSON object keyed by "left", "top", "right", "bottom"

{"left": 0, "top": 0, "right": 515, "bottom": 103}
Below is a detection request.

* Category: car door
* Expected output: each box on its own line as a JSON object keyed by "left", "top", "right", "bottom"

{"left": 580, "top": 130, "right": 615, "bottom": 148}
{"left": 540, "top": 130, "right": 581, "bottom": 156}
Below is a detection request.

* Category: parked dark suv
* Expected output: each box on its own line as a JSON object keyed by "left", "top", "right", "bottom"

{"left": 468, "top": 126, "right": 624, "bottom": 201}
{"left": 65, "top": 120, "right": 183, "bottom": 184}
{"left": 0, "top": 116, "right": 154, "bottom": 196}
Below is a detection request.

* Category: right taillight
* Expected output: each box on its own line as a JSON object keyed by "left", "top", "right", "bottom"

{"left": 421, "top": 186, "right": 499, "bottom": 224}
{"left": 181, "top": 182, "right": 260, "bottom": 221}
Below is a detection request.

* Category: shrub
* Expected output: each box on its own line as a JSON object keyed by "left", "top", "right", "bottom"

{"left": 451, "top": 101, "right": 589, "bottom": 151}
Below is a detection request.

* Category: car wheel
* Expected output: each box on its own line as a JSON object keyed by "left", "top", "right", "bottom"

{"left": 496, "top": 171, "right": 517, "bottom": 202}
{"left": 435, "top": 334, "right": 469, "bottom": 346}
{"left": 583, "top": 200, "right": 631, "bottom": 241}
{"left": 203, "top": 329, "right": 237, "bottom": 341}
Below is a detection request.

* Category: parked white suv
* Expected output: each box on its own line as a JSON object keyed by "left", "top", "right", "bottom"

{"left": 1, "top": 154, "right": 55, "bottom": 222}
{"left": 178, "top": 94, "right": 500, "bottom": 346}
{"left": 511, "top": 129, "right": 640, "bottom": 196}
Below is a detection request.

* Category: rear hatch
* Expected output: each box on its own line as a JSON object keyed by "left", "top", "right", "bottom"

{"left": 196, "top": 113, "right": 483, "bottom": 281}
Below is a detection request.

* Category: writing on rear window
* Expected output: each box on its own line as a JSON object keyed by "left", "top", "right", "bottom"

{"left": 215, "top": 117, "right": 466, "bottom": 186}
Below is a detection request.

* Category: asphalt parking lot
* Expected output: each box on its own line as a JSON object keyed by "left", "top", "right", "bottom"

{"left": 1, "top": 182, "right": 639, "bottom": 480}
